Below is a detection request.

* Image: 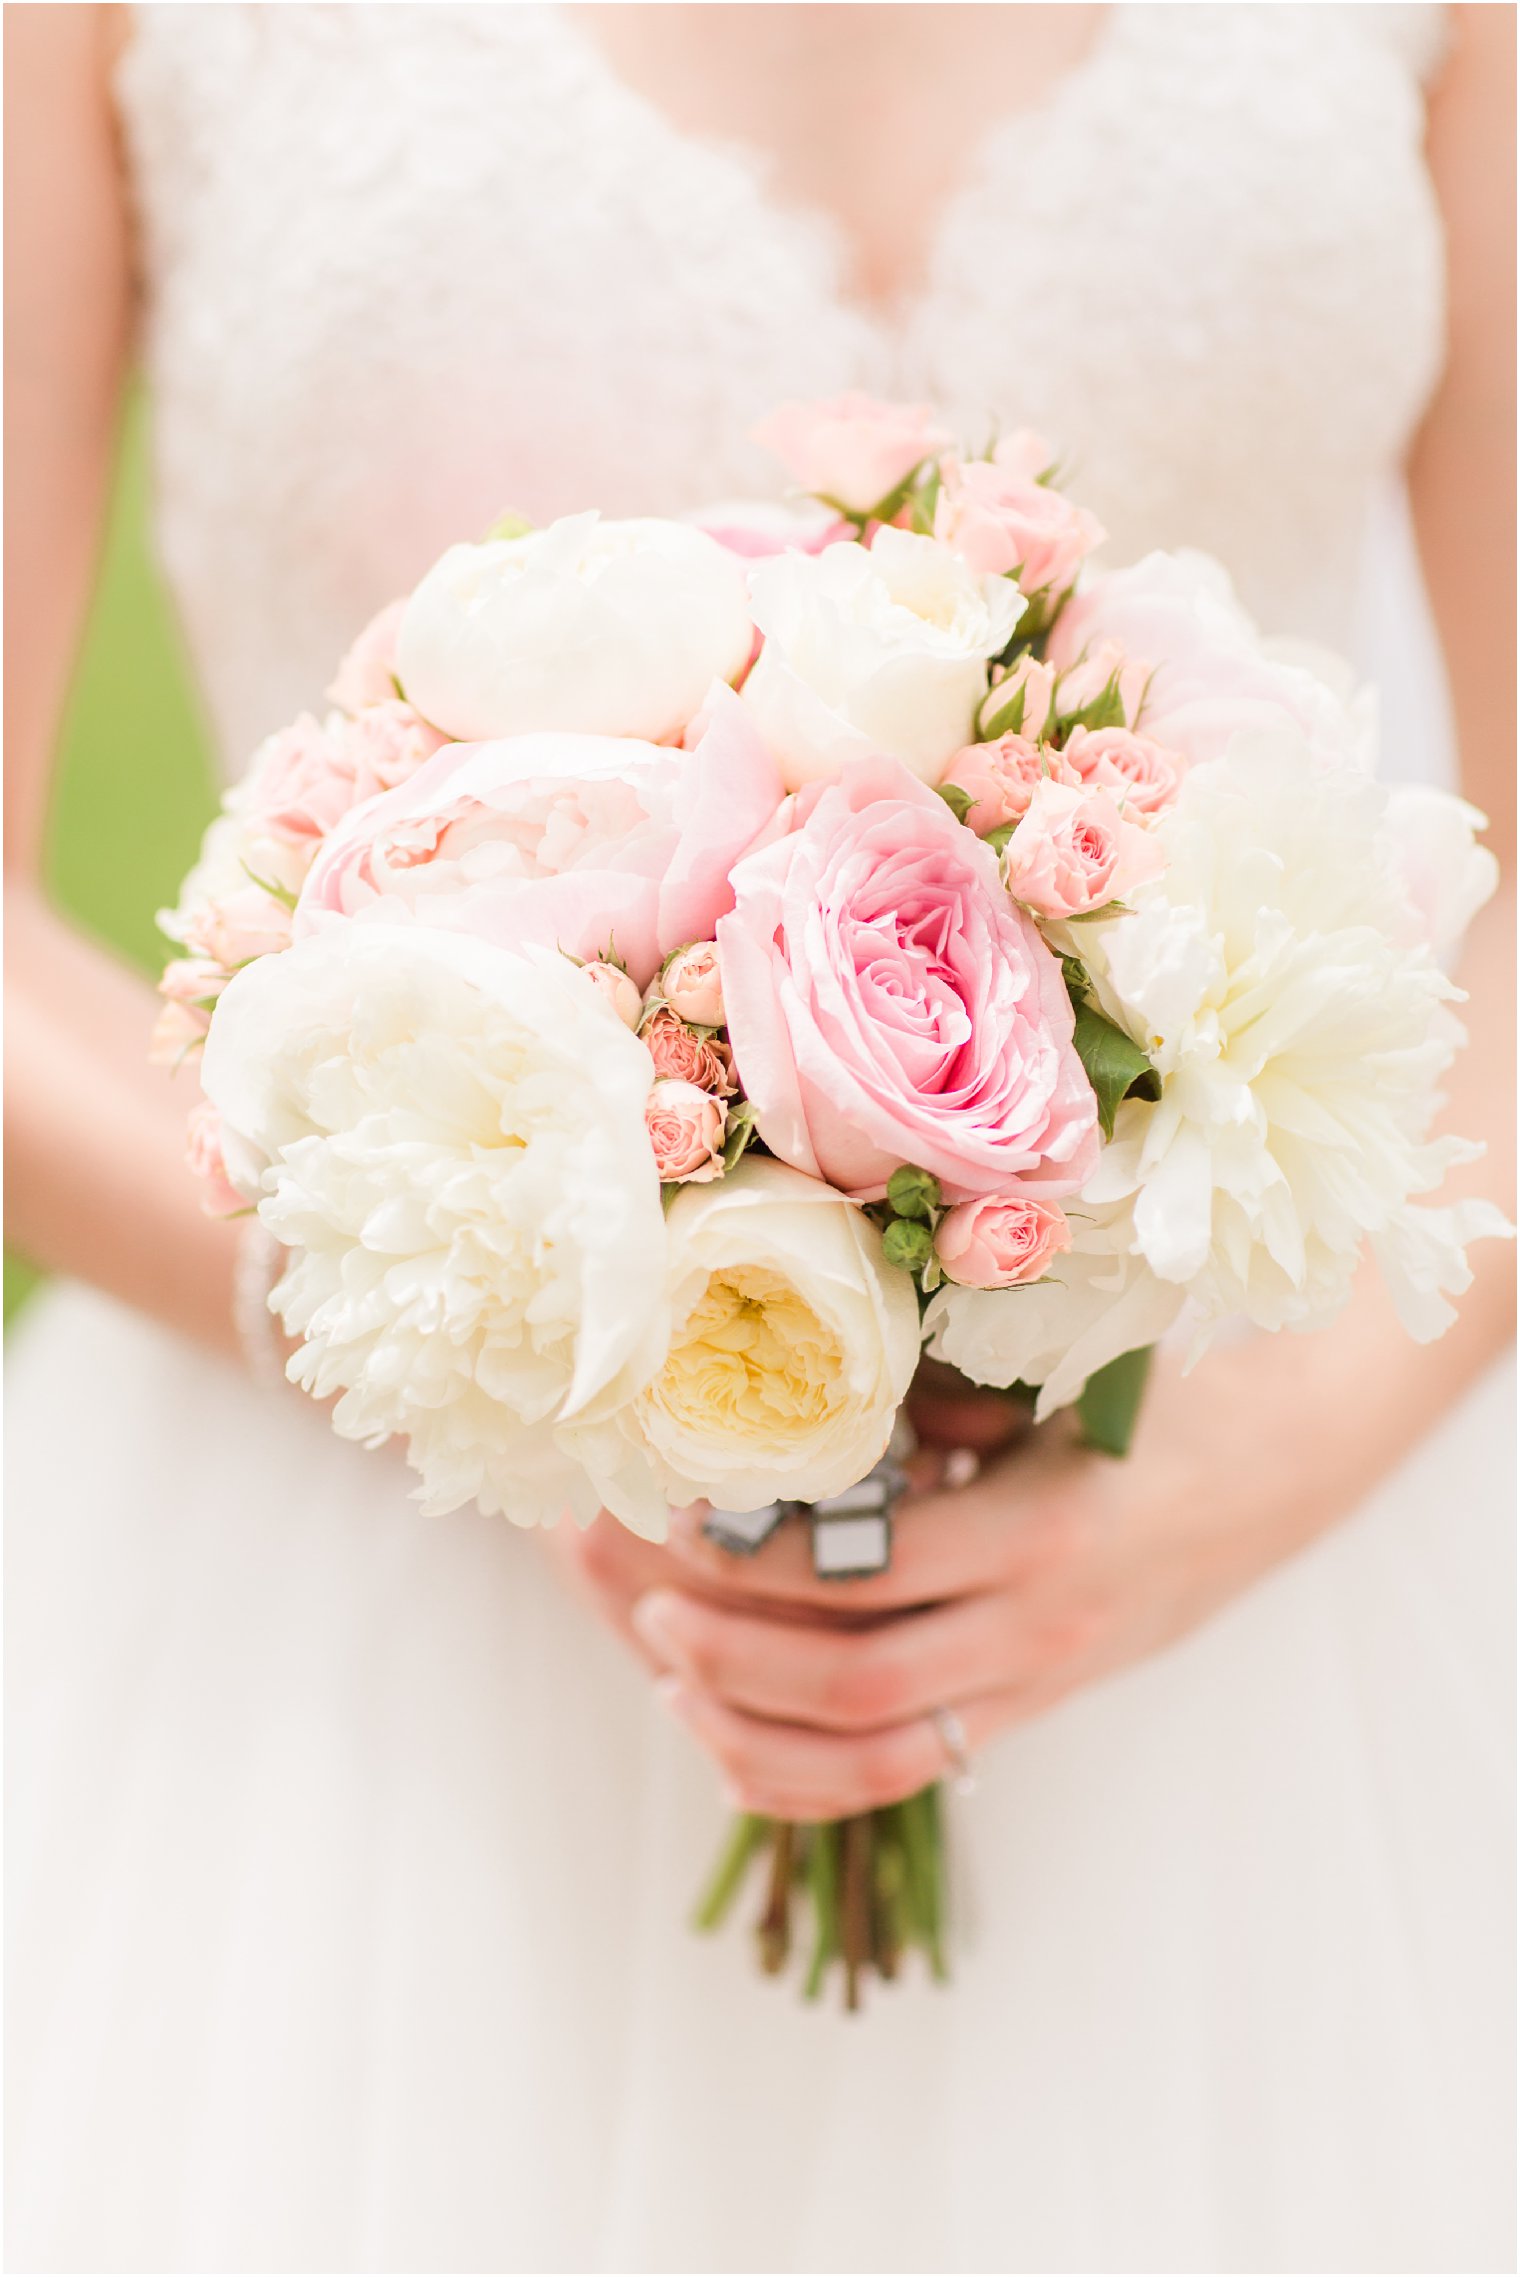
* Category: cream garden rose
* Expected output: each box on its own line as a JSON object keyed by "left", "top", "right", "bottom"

{"left": 740, "top": 529, "right": 1024, "bottom": 791}
{"left": 396, "top": 512, "right": 755, "bottom": 746}
{"left": 200, "top": 925, "right": 671, "bottom": 1531}
{"left": 590, "top": 1159, "right": 921, "bottom": 1532}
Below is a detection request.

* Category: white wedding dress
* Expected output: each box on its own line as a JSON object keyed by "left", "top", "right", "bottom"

{"left": 6, "top": 6, "right": 1514, "bottom": 2270}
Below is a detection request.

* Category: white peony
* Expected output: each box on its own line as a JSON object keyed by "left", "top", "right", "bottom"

{"left": 201, "top": 924, "right": 671, "bottom": 1530}
{"left": 579, "top": 1159, "right": 922, "bottom": 1535}
{"left": 740, "top": 529, "right": 1024, "bottom": 791}
{"left": 924, "top": 1198, "right": 1184, "bottom": 1420}
{"left": 396, "top": 512, "right": 755, "bottom": 745}
{"left": 1073, "top": 733, "right": 1508, "bottom": 1351}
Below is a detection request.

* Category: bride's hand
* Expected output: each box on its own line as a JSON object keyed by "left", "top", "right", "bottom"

{"left": 548, "top": 1304, "right": 1455, "bottom": 1821}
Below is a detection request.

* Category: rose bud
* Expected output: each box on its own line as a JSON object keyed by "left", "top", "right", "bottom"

{"left": 661, "top": 940, "right": 725, "bottom": 1028}
{"left": 934, "top": 1194, "right": 1072, "bottom": 1289}
{"left": 582, "top": 959, "right": 643, "bottom": 1029}
{"left": 645, "top": 1079, "right": 727, "bottom": 1183}
{"left": 642, "top": 1004, "right": 736, "bottom": 1095}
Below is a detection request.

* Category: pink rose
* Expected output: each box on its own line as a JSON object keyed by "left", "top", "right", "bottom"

{"left": 327, "top": 598, "right": 409, "bottom": 713}
{"left": 642, "top": 1004, "right": 736, "bottom": 1096}
{"left": 661, "top": 940, "right": 724, "bottom": 1027}
{"left": 296, "top": 684, "right": 783, "bottom": 988}
{"left": 1061, "top": 726, "right": 1185, "bottom": 818}
{"left": 645, "top": 1079, "right": 727, "bottom": 1184}
{"left": 978, "top": 654, "right": 1058, "bottom": 741}
{"left": 1047, "top": 554, "right": 1365, "bottom": 772}
{"left": 752, "top": 393, "right": 952, "bottom": 514}
{"left": 1002, "top": 779, "right": 1165, "bottom": 920}
{"left": 185, "top": 1098, "right": 245, "bottom": 1218}
{"left": 717, "top": 757, "right": 1099, "bottom": 1202}
{"left": 1053, "top": 639, "right": 1151, "bottom": 730}
{"left": 934, "top": 1193, "right": 1072, "bottom": 1289}
{"left": 934, "top": 435, "right": 1105, "bottom": 596}
{"left": 581, "top": 959, "right": 642, "bottom": 1029}
{"left": 159, "top": 955, "right": 228, "bottom": 1009}
{"left": 942, "top": 735, "right": 1080, "bottom": 835}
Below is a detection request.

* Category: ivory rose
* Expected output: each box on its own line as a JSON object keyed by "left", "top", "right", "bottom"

{"left": 1062, "top": 726, "right": 1186, "bottom": 818}
{"left": 589, "top": 1159, "right": 922, "bottom": 1530}
{"left": 934, "top": 1193, "right": 1072, "bottom": 1289}
{"left": 396, "top": 512, "right": 754, "bottom": 746}
{"left": 717, "top": 757, "right": 1099, "bottom": 1202}
{"left": 1002, "top": 779, "right": 1165, "bottom": 920}
{"left": 934, "top": 433, "right": 1105, "bottom": 595}
{"left": 942, "top": 734, "right": 1079, "bottom": 835}
{"left": 295, "top": 687, "right": 782, "bottom": 988}
{"left": 752, "top": 392, "right": 952, "bottom": 514}
{"left": 645, "top": 1079, "right": 727, "bottom": 1183}
{"left": 741, "top": 530, "right": 1023, "bottom": 792}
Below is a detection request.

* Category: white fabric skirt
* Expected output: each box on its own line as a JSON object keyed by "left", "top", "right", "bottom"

{"left": 6, "top": 1281, "right": 1514, "bottom": 2273}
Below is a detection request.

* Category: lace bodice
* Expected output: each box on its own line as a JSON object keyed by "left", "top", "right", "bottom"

{"left": 118, "top": 2, "right": 1448, "bottom": 774}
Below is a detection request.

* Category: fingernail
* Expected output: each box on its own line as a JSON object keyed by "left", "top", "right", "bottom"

{"left": 944, "top": 1447, "right": 981, "bottom": 1491}
{"left": 631, "top": 1589, "right": 680, "bottom": 1657}
{"left": 719, "top": 1778, "right": 750, "bottom": 1810}
{"left": 654, "top": 1672, "right": 694, "bottom": 1727}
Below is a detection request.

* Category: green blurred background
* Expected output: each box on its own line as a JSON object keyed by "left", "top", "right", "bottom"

{"left": 5, "top": 393, "right": 219, "bottom": 1323}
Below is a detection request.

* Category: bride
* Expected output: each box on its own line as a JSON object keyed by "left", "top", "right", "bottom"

{"left": 6, "top": 6, "right": 1514, "bottom": 2269}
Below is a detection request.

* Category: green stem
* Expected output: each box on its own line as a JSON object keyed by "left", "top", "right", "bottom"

{"left": 692, "top": 1812, "right": 769, "bottom": 1932}
{"left": 803, "top": 1822, "right": 841, "bottom": 2001}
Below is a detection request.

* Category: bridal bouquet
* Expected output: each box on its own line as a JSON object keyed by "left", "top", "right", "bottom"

{"left": 157, "top": 392, "right": 1505, "bottom": 2007}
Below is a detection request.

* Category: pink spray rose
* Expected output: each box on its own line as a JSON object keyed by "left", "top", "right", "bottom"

{"left": 934, "top": 1193, "right": 1072, "bottom": 1289}
{"left": 1062, "top": 726, "right": 1185, "bottom": 818}
{"left": 717, "top": 757, "right": 1100, "bottom": 1202}
{"left": 642, "top": 1005, "right": 736, "bottom": 1096}
{"left": 149, "top": 998, "right": 210, "bottom": 1067}
{"left": 581, "top": 960, "right": 643, "bottom": 1029}
{"left": 752, "top": 393, "right": 953, "bottom": 514}
{"left": 180, "top": 882, "right": 295, "bottom": 970}
{"left": 645, "top": 1079, "right": 727, "bottom": 1183}
{"left": 185, "top": 1098, "right": 245, "bottom": 1218}
{"left": 942, "top": 735, "right": 1080, "bottom": 836}
{"left": 1052, "top": 638, "right": 1151, "bottom": 730}
{"left": 660, "top": 940, "right": 725, "bottom": 1028}
{"left": 934, "top": 433, "right": 1105, "bottom": 595}
{"left": 296, "top": 684, "right": 783, "bottom": 989}
{"left": 1002, "top": 779, "right": 1165, "bottom": 920}
{"left": 247, "top": 706, "right": 449, "bottom": 846}
{"left": 327, "top": 598, "right": 409, "bottom": 712}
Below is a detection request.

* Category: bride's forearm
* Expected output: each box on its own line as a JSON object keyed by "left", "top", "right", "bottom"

{"left": 4, "top": 882, "right": 240, "bottom": 1356}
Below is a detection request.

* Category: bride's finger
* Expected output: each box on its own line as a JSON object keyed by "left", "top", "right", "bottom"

{"left": 631, "top": 1585, "right": 1018, "bottom": 1732}
{"left": 656, "top": 1678, "right": 1021, "bottom": 1820}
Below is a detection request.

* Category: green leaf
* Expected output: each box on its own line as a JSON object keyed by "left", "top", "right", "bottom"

{"left": 984, "top": 822, "right": 1017, "bottom": 858}
{"left": 1071, "top": 1001, "right": 1157, "bottom": 1142}
{"left": 238, "top": 861, "right": 298, "bottom": 911}
{"left": 882, "top": 1217, "right": 934, "bottom": 1272}
{"left": 1059, "top": 952, "right": 1092, "bottom": 1006}
{"left": 483, "top": 508, "right": 534, "bottom": 542}
{"left": 978, "top": 680, "right": 1027, "bottom": 740}
{"left": 1076, "top": 1344, "right": 1154, "bottom": 1457}
{"left": 885, "top": 1163, "right": 942, "bottom": 1223}
{"left": 1065, "top": 898, "right": 1132, "bottom": 924}
{"left": 721, "top": 1098, "right": 758, "bottom": 1172}
{"left": 1059, "top": 669, "right": 1127, "bottom": 736}
{"left": 935, "top": 781, "right": 974, "bottom": 826}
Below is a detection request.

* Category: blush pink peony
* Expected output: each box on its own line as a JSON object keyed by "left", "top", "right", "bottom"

{"left": 752, "top": 392, "right": 952, "bottom": 515}
{"left": 1002, "top": 779, "right": 1165, "bottom": 919}
{"left": 295, "top": 685, "right": 782, "bottom": 988}
{"left": 717, "top": 757, "right": 1100, "bottom": 1202}
{"left": 934, "top": 1193, "right": 1072, "bottom": 1289}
